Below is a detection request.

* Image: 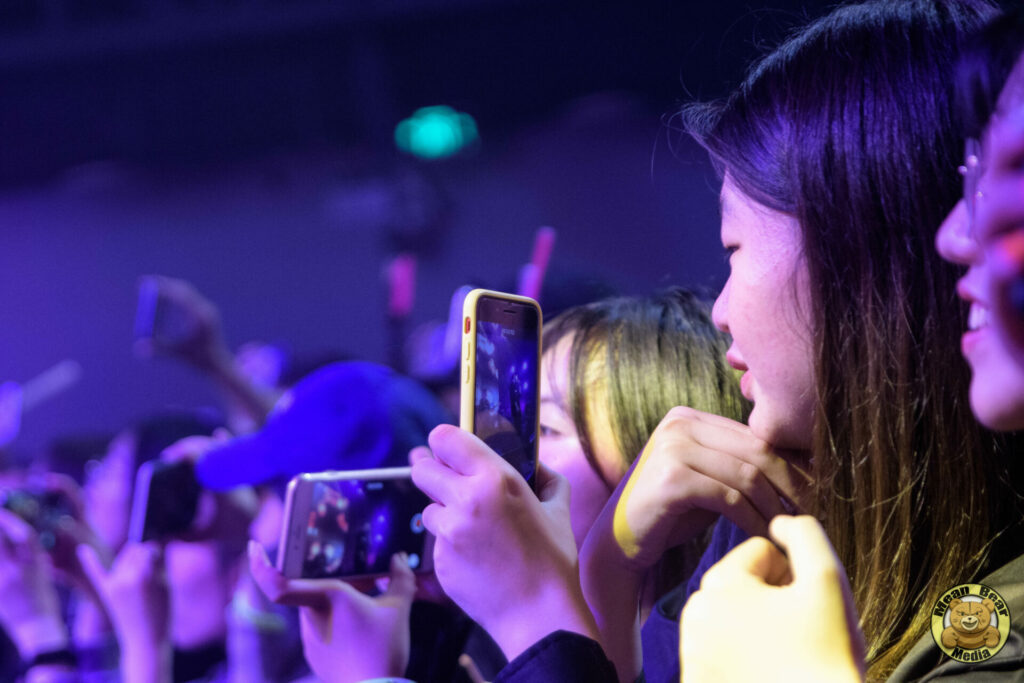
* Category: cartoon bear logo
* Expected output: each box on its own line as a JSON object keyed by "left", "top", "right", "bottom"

{"left": 940, "top": 598, "right": 1001, "bottom": 650}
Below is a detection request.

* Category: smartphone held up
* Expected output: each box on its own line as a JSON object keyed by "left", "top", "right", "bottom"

{"left": 276, "top": 468, "right": 433, "bottom": 581}
{"left": 129, "top": 459, "right": 202, "bottom": 543}
{"left": 460, "top": 289, "right": 541, "bottom": 490}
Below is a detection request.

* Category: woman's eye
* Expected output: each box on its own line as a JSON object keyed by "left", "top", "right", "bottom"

{"left": 540, "top": 424, "right": 561, "bottom": 438}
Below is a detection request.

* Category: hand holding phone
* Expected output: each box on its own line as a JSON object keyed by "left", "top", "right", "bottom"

{"left": 128, "top": 460, "right": 202, "bottom": 543}
{"left": 460, "top": 289, "right": 541, "bottom": 490}
{"left": 0, "top": 485, "right": 77, "bottom": 552}
{"left": 133, "top": 276, "right": 226, "bottom": 367}
{"left": 249, "top": 541, "right": 417, "bottom": 683}
{"left": 276, "top": 468, "right": 433, "bottom": 580}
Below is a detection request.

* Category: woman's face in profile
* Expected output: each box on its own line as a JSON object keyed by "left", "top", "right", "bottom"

{"left": 711, "top": 175, "right": 815, "bottom": 450}
{"left": 936, "top": 53, "right": 1024, "bottom": 432}
{"left": 538, "top": 336, "right": 623, "bottom": 549}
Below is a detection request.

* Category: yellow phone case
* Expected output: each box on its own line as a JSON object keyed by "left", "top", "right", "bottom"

{"left": 459, "top": 289, "right": 542, "bottom": 484}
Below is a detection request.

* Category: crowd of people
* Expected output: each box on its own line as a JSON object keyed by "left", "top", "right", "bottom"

{"left": 2, "top": 1, "right": 1024, "bottom": 681}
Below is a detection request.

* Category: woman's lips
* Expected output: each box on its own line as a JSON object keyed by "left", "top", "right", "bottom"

{"left": 740, "top": 371, "right": 753, "bottom": 400}
{"left": 962, "top": 302, "right": 990, "bottom": 357}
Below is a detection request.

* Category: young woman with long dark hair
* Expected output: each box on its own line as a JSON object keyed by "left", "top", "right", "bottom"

{"left": 681, "top": 7, "right": 1024, "bottom": 681}
{"left": 411, "top": 2, "right": 1024, "bottom": 682}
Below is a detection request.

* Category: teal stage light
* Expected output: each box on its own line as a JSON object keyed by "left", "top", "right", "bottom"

{"left": 395, "top": 106, "right": 478, "bottom": 160}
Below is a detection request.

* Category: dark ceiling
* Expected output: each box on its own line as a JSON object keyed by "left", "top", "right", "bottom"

{"left": 0, "top": 1, "right": 853, "bottom": 187}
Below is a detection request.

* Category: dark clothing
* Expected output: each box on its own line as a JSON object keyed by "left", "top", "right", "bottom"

{"left": 496, "top": 518, "right": 746, "bottom": 683}
{"left": 639, "top": 519, "right": 748, "bottom": 683}
{"left": 405, "top": 601, "right": 506, "bottom": 683}
{"left": 888, "top": 550, "right": 1024, "bottom": 682}
{"left": 495, "top": 630, "right": 618, "bottom": 683}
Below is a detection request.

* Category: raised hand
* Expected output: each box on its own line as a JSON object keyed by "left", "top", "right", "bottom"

{"left": 410, "top": 424, "right": 599, "bottom": 661}
{"left": 680, "top": 515, "right": 864, "bottom": 683}
{"left": 248, "top": 541, "right": 416, "bottom": 683}
{"left": 79, "top": 542, "right": 171, "bottom": 683}
{"left": 0, "top": 509, "right": 68, "bottom": 659}
{"left": 579, "top": 406, "right": 810, "bottom": 681}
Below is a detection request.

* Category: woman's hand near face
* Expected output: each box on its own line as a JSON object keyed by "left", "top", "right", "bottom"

{"left": 579, "top": 406, "right": 810, "bottom": 682}
{"left": 609, "top": 407, "right": 809, "bottom": 570}
{"left": 248, "top": 541, "right": 417, "bottom": 683}
{"left": 410, "top": 424, "right": 600, "bottom": 661}
{"left": 680, "top": 515, "right": 865, "bottom": 683}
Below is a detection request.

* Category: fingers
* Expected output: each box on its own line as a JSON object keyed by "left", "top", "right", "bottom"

{"left": 683, "top": 415, "right": 809, "bottom": 509}
{"left": 247, "top": 540, "right": 332, "bottom": 610}
{"left": 427, "top": 424, "right": 503, "bottom": 477}
{"left": 410, "top": 456, "right": 462, "bottom": 506}
{"left": 161, "top": 435, "right": 217, "bottom": 463}
{"left": 248, "top": 540, "right": 290, "bottom": 603}
{"left": 408, "top": 445, "right": 433, "bottom": 467}
{"left": 212, "top": 428, "right": 233, "bottom": 443}
{"left": 674, "top": 444, "right": 786, "bottom": 525}
{"left": 535, "top": 460, "right": 569, "bottom": 506}
{"left": 699, "top": 536, "right": 790, "bottom": 592}
{"left": 382, "top": 553, "right": 417, "bottom": 603}
{"left": 77, "top": 543, "right": 107, "bottom": 597}
{"left": 767, "top": 515, "right": 842, "bottom": 585}
{"left": 420, "top": 502, "right": 445, "bottom": 538}
{"left": 0, "top": 508, "right": 33, "bottom": 545}
{"left": 669, "top": 406, "right": 749, "bottom": 435}
{"left": 768, "top": 515, "right": 866, "bottom": 675}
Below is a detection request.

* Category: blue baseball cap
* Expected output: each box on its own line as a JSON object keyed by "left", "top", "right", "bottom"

{"left": 195, "top": 361, "right": 452, "bottom": 491}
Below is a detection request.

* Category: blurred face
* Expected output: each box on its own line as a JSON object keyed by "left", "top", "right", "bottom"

{"left": 539, "top": 336, "right": 626, "bottom": 549}
{"left": 712, "top": 175, "right": 815, "bottom": 450}
{"left": 935, "top": 53, "right": 1024, "bottom": 431}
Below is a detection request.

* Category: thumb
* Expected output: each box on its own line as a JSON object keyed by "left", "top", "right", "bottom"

{"left": 408, "top": 445, "right": 434, "bottom": 467}
{"left": 767, "top": 516, "right": 839, "bottom": 586}
{"left": 247, "top": 541, "right": 331, "bottom": 610}
{"left": 698, "top": 536, "right": 789, "bottom": 593}
{"left": 381, "top": 553, "right": 417, "bottom": 605}
{"left": 535, "top": 460, "right": 570, "bottom": 507}
{"left": 769, "top": 515, "right": 866, "bottom": 676}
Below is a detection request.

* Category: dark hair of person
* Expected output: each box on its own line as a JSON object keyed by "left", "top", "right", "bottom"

{"left": 543, "top": 288, "right": 749, "bottom": 595}
{"left": 956, "top": 5, "right": 1024, "bottom": 137}
{"left": 680, "top": 0, "right": 1022, "bottom": 678}
{"left": 544, "top": 287, "right": 747, "bottom": 476}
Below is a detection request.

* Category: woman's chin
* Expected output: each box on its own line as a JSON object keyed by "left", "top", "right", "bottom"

{"left": 970, "top": 381, "right": 1024, "bottom": 433}
{"left": 747, "top": 404, "right": 813, "bottom": 451}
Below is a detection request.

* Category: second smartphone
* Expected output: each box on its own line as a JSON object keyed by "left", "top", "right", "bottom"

{"left": 460, "top": 289, "right": 541, "bottom": 490}
{"left": 277, "top": 468, "right": 433, "bottom": 580}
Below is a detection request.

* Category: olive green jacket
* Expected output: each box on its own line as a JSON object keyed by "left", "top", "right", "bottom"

{"left": 889, "top": 552, "right": 1024, "bottom": 681}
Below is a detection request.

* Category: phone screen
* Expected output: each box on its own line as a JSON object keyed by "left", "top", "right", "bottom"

{"left": 0, "top": 488, "right": 75, "bottom": 551}
{"left": 299, "top": 475, "right": 430, "bottom": 579}
{"left": 133, "top": 278, "right": 197, "bottom": 348}
{"left": 473, "top": 296, "right": 540, "bottom": 487}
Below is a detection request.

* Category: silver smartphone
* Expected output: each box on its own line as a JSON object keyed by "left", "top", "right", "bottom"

{"left": 276, "top": 467, "right": 433, "bottom": 580}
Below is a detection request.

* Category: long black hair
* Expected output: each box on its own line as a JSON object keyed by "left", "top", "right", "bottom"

{"left": 681, "top": 1, "right": 1022, "bottom": 678}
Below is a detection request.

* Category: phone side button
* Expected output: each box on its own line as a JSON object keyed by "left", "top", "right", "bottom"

{"left": 464, "top": 366, "right": 470, "bottom": 384}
